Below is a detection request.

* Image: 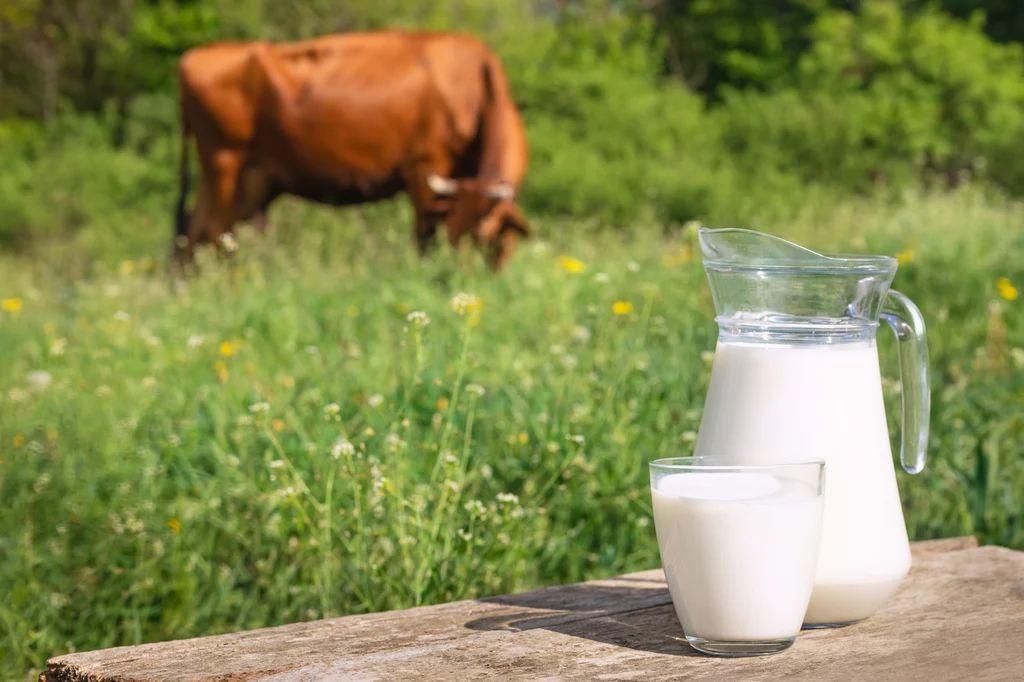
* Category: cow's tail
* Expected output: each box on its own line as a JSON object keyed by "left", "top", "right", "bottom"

{"left": 174, "top": 96, "right": 192, "bottom": 246}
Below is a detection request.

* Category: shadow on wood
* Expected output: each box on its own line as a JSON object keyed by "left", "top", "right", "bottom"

{"left": 463, "top": 582, "right": 701, "bottom": 657}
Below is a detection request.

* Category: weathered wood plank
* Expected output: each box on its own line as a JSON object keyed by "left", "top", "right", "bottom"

{"left": 43, "top": 537, "right": 1021, "bottom": 682}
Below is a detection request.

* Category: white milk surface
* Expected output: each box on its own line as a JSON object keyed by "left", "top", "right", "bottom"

{"left": 652, "top": 472, "right": 823, "bottom": 642}
{"left": 694, "top": 338, "right": 913, "bottom": 624}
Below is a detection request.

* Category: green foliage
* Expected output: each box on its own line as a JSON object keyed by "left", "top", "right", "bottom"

{"left": 1, "top": 192, "right": 1022, "bottom": 679}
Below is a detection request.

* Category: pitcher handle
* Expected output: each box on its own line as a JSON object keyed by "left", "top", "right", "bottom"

{"left": 880, "top": 290, "right": 930, "bottom": 474}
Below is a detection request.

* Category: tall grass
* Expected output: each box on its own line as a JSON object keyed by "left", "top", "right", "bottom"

{"left": 0, "top": 189, "right": 1021, "bottom": 680}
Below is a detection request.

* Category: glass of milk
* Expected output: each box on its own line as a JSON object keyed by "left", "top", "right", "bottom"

{"left": 649, "top": 456, "right": 826, "bottom": 657}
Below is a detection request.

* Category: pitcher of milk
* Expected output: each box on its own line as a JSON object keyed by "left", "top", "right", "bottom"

{"left": 694, "top": 227, "right": 929, "bottom": 628}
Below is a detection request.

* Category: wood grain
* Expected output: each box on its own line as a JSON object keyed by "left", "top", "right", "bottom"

{"left": 43, "top": 536, "right": 1022, "bottom": 682}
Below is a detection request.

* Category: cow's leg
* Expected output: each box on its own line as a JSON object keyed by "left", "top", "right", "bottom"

{"left": 404, "top": 161, "right": 452, "bottom": 258}
{"left": 488, "top": 228, "right": 520, "bottom": 273}
{"left": 198, "top": 148, "right": 244, "bottom": 259}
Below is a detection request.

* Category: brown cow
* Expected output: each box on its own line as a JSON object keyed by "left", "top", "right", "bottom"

{"left": 173, "top": 29, "right": 531, "bottom": 273}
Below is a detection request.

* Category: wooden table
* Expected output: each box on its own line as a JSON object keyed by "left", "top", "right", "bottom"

{"left": 42, "top": 536, "right": 1024, "bottom": 681}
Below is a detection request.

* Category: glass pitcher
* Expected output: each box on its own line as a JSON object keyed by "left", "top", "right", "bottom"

{"left": 693, "top": 227, "right": 929, "bottom": 628}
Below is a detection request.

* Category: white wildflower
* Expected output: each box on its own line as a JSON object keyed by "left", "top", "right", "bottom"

{"left": 627, "top": 261, "right": 640, "bottom": 272}
{"left": 27, "top": 370, "right": 53, "bottom": 393}
{"left": 636, "top": 516, "right": 651, "bottom": 528}
{"left": 219, "top": 232, "right": 238, "bottom": 253}
{"left": 443, "top": 451, "right": 458, "bottom": 465}
{"left": 141, "top": 376, "right": 158, "bottom": 389}
{"left": 480, "top": 464, "right": 493, "bottom": 479}
{"left": 399, "top": 535, "right": 417, "bottom": 547}
{"left": 572, "top": 325, "right": 591, "bottom": 343}
{"left": 407, "top": 311, "right": 430, "bottom": 328}
{"left": 466, "top": 384, "right": 486, "bottom": 397}
{"left": 270, "top": 459, "right": 285, "bottom": 469}
{"left": 593, "top": 272, "right": 610, "bottom": 284}
{"left": 567, "top": 434, "right": 585, "bottom": 445}
{"left": 113, "top": 311, "right": 131, "bottom": 322}
{"left": 49, "top": 338, "right": 68, "bottom": 356}
{"left": 450, "top": 293, "right": 480, "bottom": 315}
{"left": 497, "top": 492, "right": 519, "bottom": 505}
{"left": 323, "top": 403, "right": 341, "bottom": 420}
{"left": 457, "top": 528, "right": 473, "bottom": 542}
{"left": 367, "top": 394, "right": 384, "bottom": 408}
{"left": 331, "top": 439, "right": 355, "bottom": 459}
{"left": 385, "top": 433, "right": 406, "bottom": 452}
{"left": 187, "top": 335, "right": 205, "bottom": 348}
{"left": 33, "top": 473, "right": 52, "bottom": 494}
{"left": 444, "top": 480, "right": 460, "bottom": 493}
{"left": 248, "top": 401, "right": 270, "bottom": 414}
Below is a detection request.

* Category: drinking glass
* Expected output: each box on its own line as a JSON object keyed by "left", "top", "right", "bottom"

{"left": 649, "top": 456, "right": 826, "bottom": 656}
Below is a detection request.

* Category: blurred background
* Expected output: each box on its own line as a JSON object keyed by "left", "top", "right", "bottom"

{"left": 1, "top": 1, "right": 1021, "bottom": 680}
{"left": 3, "top": 0, "right": 1024, "bottom": 263}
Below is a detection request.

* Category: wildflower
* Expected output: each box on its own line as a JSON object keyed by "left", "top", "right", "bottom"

{"left": 517, "top": 432, "right": 529, "bottom": 445}
{"left": 562, "top": 354, "right": 578, "bottom": 369}
{"left": 407, "top": 311, "right": 430, "bottom": 328}
{"left": 214, "top": 361, "right": 229, "bottom": 384}
{"left": 497, "top": 492, "right": 519, "bottom": 505}
{"left": 331, "top": 439, "right": 355, "bottom": 459}
{"left": 396, "top": 302, "right": 411, "bottom": 315}
{"left": 385, "top": 433, "right": 406, "bottom": 452}
{"left": 13, "top": 434, "right": 25, "bottom": 447}
{"left": 220, "top": 340, "right": 239, "bottom": 358}
{"left": 270, "top": 459, "right": 285, "bottom": 469}
{"left": 896, "top": 248, "right": 914, "bottom": 265}
{"left": 683, "top": 219, "right": 703, "bottom": 238}
{"left": 33, "top": 472, "right": 52, "bottom": 493}
{"left": 612, "top": 301, "right": 633, "bottom": 316}
{"left": 443, "top": 451, "right": 458, "bottom": 464}
{"left": 997, "top": 277, "right": 1018, "bottom": 301}
{"left": 1, "top": 298, "right": 23, "bottom": 313}
{"left": 572, "top": 326, "right": 591, "bottom": 343}
{"left": 113, "top": 311, "right": 131, "bottom": 322}
{"left": 219, "top": 233, "right": 238, "bottom": 253}
{"left": 56, "top": 524, "right": 68, "bottom": 535}
{"left": 187, "top": 335, "right": 205, "bottom": 348}
{"left": 168, "top": 434, "right": 181, "bottom": 447}
{"left": 627, "top": 261, "right": 640, "bottom": 272}
{"left": 682, "top": 431, "right": 698, "bottom": 442}
{"left": 249, "top": 401, "right": 270, "bottom": 414}
{"left": 457, "top": 528, "right": 473, "bottom": 542}
{"left": 167, "top": 518, "right": 182, "bottom": 534}
{"left": 399, "top": 535, "right": 417, "bottom": 547}
{"left": 119, "top": 260, "right": 135, "bottom": 275}
{"left": 281, "top": 376, "right": 295, "bottom": 389}
{"left": 444, "top": 479, "right": 460, "bottom": 493}
{"left": 435, "top": 396, "right": 449, "bottom": 411}
{"left": 236, "top": 414, "right": 254, "bottom": 426}
{"left": 364, "top": 426, "right": 375, "bottom": 436}
{"left": 95, "top": 385, "right": 112, "bottom": 397}
{"left": 593, "top": 272, "right": 610, "bottom": 284}
{"left": 271, "top": 419, "right": 286, "bottom": 433}
{"left": 27, "top": 370, "right": 53, "bottom": 393}
{"left": 141, "top": 376, "right": 158, "bottom": 390}
{"left": 49, "top": 338, "right": 68, "bottom": 356}
{"left": 637, "top": 516, "right": 651, "bottom": 528}
{"left": 567, "top": 434, "right": 585, "bottom": 445}
{"left": 701, "top": 351, "right": 715, "bottom": 364}
{"left": 126, "top": 518, "right": 145, "bottom": 535}
{"left": 466, "top": 384, "right": 486, "bottom": 398}
{"left": 367, "top": 394, "right": 384, "bottom": 408}
{"left": 556, "top": 255, "right": 585, "bottom": 274}
{"left": 49, "top": 592, "right": 71, "bottom": 609}
{"left": 324, "top": 403, "right": 341, "bottom": 421}
{"left": 450, "top": 293, "right": 482, "bottom": 315}
{"left": 465, "top": 499, "right": 486, "bottom": 516}
{"left": 481, "top": 463, "right": 493, "bottom": 479}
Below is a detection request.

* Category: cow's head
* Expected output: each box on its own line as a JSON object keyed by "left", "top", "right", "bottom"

{"left": 427, "top": 173, "right": 531, "bottom": 272}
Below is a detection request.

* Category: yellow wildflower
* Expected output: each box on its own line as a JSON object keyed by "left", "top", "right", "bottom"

{"left": 167, "top": 518, "right": 182, "bottom": 534}
{"left": 2, "top": 298, "right": 23, "bottom": 313}
{"left": 281, "top": 375, "right": 295, "bottom": 389}
{"left": 997, "top": 277, "right": 1018, "bottom": 301}
{"left": 272, "top": 419, "right": 286, "bottom": 433}
{"left": 556, "top": 255, "right": 585, "bottom": 274}
{"left": 119, "top": 260, "right": 135, "bottom": 275}
{"left": 396, "top": 302, "right": 411, "bottom": 315}
{"left": 896, "top": 248, "right": 914, "bottom": 265}
{"left": 435, "top": 397, "right": 449, "bottom": 411}
{"left": 517, "top": 432, "right": 529, "bottom": 445}
{"left": 219, "top": 340, "right": 239, "bottom": 357}
{"left": 13, "top": 434, "right": 25, "bottom": 447}
{"left": 214, "top": 361, "right": 229, "bottom": 384}
{"left": 612, "top": 301, "right": 634, "bottom": 316}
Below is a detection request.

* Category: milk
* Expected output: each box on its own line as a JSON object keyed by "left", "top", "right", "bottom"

{"left": 652, "top": 472, "right": 823, "bottom": 642}
{"left": 694, "top": 338, "right": 912, "bottom": 625}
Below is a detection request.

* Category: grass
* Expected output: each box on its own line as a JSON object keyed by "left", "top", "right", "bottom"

{"left": 1, "top": 188, "right": 1022, "bottom": 680}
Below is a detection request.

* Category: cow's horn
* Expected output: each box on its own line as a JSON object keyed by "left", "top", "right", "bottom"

{"left": 426, "top": 173, "right": 457, "bottom": 196}
{"left": 484, "top": 182, "right": 515, "bottom": 200}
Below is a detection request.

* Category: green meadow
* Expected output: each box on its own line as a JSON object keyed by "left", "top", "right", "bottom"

{"left": 1, "top": 189, "right": 1021, "bottom": 679}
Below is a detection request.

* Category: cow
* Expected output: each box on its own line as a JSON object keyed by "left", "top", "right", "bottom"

{"left": 172, "top": 29, "right": 531, "bottom": 273}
